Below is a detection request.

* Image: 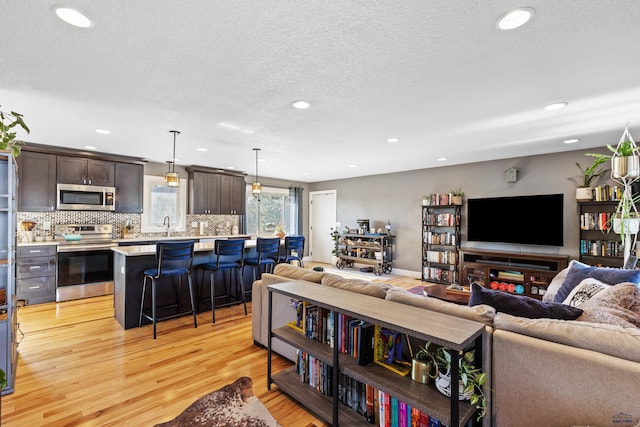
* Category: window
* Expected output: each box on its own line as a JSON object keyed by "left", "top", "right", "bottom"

{"left": 246, "top": 186, "right": 298, "bottom": 236}
{"left": 141, "top": 175, "right": 187, "bottom": 233}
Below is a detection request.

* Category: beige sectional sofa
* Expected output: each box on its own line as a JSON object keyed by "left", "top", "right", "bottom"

{"left": 252, "top": 263, "right": 640, "bottom": 426}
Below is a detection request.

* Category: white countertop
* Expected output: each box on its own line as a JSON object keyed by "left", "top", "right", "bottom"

{"left": 112, "top": 239, "right": 259, "bottom": 256}
{"left": 17, "top": 234, "right": 251, "bottom": 247}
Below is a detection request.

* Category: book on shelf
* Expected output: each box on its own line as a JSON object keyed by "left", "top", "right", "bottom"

{"left": 373, "top": 325, "right": 411, "bottom": 376}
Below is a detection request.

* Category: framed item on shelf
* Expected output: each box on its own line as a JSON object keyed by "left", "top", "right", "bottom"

{"left": 373, "top": 325, "right": 410, "bottom": 376}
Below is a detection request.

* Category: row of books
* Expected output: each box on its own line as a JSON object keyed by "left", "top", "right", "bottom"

{"left": 580, "top": 239, "right": 622, "bottom": 257}
{"left": 423, "top": 193, "right": 458, "bottom": 206}
{"left": 580, "top": 212, "right": 612, "bottom": 231}
{"left": 423, "top": 266, "right": 457, "bottom": 283}
{"left": 294, "top": 352, "right": 447, "bottom": 427}
{"left": 303, "top": 305, "right": 375, "bottom": 365}
{"left": 424, "top": 250, "right": 458, "bottom": 265}
{"left": 423, "top": 213, "right": 459, "bottom": 227}
{"left": 423, "top": 231, "right": 457, "bottom": 245}
{"left": 591, "top": 185, "right": 622, "bottom": 202}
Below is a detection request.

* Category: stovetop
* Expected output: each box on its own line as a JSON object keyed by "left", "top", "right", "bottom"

{"left": 54, "top": 224, "right": 114, "bottom": 244}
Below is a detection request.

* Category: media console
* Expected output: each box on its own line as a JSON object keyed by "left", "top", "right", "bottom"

{"left": 459, "top": 248, "right": 569, "bottom": 300}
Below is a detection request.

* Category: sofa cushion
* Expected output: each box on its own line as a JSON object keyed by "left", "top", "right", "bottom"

{"left": 562, "top": 278, "right": 610, "bottom": 306}
{"left": 542, "top": 265, "right": 570, "bottom": 302}
{"left": 577, "top": 283, "right": 640, "bottom": 328}
{"left": 385, "top": 287, "right": 496, "bottom": 325}
{"left": 552, "top": 260, "right": 640, "bottom": 303}
{"left": 320, "top": 274, "right": 390, "bottom": 298}
{"left": 469, "top": 283, "right": 583, "bottom": 320}
{"left": 494, "top": 312, "right": 640, "bottom": 363}
{"left": 272, "top": 263, "right": 326, "bottom": 283}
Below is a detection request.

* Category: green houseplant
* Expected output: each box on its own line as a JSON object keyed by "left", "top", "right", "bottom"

{"left": 449, "top": 188, "right": 464, "bottom": 205}
{"left": 569, "top": 154, "right": 609, "bottom": 201}
{"left": 433, "top": 347, "right": 487, "bottom": 420}
{"left": 0, "top": 107, "right": 30, "bottom": 157}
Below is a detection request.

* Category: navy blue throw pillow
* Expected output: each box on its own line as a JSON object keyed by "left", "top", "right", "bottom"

{"left": 468, "top": 283, "right": 583, "bottom": 320}
{"left": 553, "top": 261, "right": 640, "bottom": 303}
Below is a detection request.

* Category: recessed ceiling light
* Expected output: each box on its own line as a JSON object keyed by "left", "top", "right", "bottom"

{"left": 437, "top": 157, "right": 447, "bottom": 162}
{"left": 95, "top": 129, "right": 110, "bottom": 134}
{"left": 218, "top": 122, "right": 241, "bottom": 130}
{"left": 196, "top": 147, "right": 208, "bottom": 152}
{"left": 497, "top": 7, "right": 534, "bottom": 30}
{"left": 348, "top": 164, "right": 357, "bottom": 168}
{"left": 291, "top": 100, "right": 311, "bottom": 109}
{"left": 564, "top": 138, "right": 580, "bottom": 144}
{"left": 301, "top": 172, "right": 308, "bottom": 176}
{"left": 386, "top": 137, "right": 399, "bottom": 143}
{"left": 226, "top": 166, "right": 235, "bottom": 170}
{"left": 545, "top": 102, "right": 568, "bottom": 111}
{"left": 84, "top": 145, "right": 97, "bottom": 150}
{"left": 54, "top": 7, "right": 93, "bottom": 28}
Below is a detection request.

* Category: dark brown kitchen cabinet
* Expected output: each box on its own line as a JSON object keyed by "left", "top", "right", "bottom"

{"left": 17, "top": 151, "right": 57, "bottom": 211}
{"left": 114, "top": 162, "right": 143, "bottom": 213}
{"left": 57, "top": 156, "right": 115, "bottom": 186}
{"left": 16, "top": 245, "right": 56, "bottom": 305}
{"left": 189, "top": 171, "right": 220, "bottom": 214}
{"left": 219, "top": 174, "right": 245, "bottom": 215}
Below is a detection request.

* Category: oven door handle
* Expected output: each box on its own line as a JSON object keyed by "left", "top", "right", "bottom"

{"left": 57, "top": 244, "right": 117, "bottom": 252}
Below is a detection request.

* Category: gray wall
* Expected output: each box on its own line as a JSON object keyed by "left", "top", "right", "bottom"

{"left": 309, "top": 148, "right": 612, "bottom": 273}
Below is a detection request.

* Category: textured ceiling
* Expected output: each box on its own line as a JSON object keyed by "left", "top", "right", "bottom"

{"left": 1, "top": 1, "right": 640, "bottom": 182}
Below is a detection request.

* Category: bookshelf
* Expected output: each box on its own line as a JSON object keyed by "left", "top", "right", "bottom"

{"left": 267, "top": 280, "right": 485, "bottom": 426}
{"left": 0, "top": 152, "right": 17, "bottom": 396}
{"left": 422, "top": 195, "right": 461, "bottom": 285}
{"left": 578, "top": 201, "right": 625, "bottom": 267}
{"left": 459, "top": 249, "right": 568, "bottom": 300}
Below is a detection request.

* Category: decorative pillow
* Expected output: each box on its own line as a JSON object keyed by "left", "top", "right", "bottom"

{"left": 542, "top": 265, "right": 570, "bottom": 302}
{"left": 468, "top": 283, "right": 583, "bottom": 320}
{"left": 552, "top": 260, "right": 640, "bottom": 303}
{"left": 577, "top": 283, "right": 640, "bottom": 328}
{"left": 562, "top": 278, "right": 611, "bottom": 306}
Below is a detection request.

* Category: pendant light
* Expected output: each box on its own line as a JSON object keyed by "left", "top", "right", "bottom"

{"left": 165, "top": 130, "right": 180, "bottom": 187}
{"left": 252, "top": 148, "right": 262, "bottom": 195}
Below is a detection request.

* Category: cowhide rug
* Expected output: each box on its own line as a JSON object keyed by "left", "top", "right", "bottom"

{"left": 154, "top": 377, "right": 280, "bottom": 427}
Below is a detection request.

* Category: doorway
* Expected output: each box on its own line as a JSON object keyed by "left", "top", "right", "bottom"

{"left": 309, "top": 190, "right": 337, "bottom": 264}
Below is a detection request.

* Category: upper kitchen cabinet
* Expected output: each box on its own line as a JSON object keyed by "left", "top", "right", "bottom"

{"left": 189, "top": 170, "right": 220, "bottom": 214}
{"left": 57, "top": 156, "right": 115, "bottom": 186}
{"left": 187, "top": 167, "right": 246, "bottom": 215}
{"left": 114, "top": 162, "right": 143, "bottom": 213}
{"left": 219, "top": 174, "right": 245, "bottom": 215}
{"left": 17, "top": 151, "right": 56, "bottom": 212}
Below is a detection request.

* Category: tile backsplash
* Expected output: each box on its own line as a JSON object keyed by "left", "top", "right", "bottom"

{"left": 17, "top": 211, "right": 241, "bottom": 242}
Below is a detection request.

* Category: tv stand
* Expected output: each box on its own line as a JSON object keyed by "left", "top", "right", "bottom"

{"left": 460, "top": 249, "right": 568, "bottom": 300}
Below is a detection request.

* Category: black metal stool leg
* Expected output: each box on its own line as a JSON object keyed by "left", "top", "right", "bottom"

{"left": 151, "top": 278, "right": 157, "bottom": 339}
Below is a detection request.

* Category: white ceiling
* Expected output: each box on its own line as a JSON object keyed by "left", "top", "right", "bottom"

{"left": 1, "top": 1, "right": 640, "bottom": 182}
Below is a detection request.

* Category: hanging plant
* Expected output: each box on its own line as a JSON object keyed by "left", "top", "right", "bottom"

{"left": 0, "top": 107, "right": 30, "bottom": 157}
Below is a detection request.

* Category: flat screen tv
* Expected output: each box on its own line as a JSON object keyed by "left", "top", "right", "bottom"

{"left": 467, "top": 194, "right": 564, "bottom": 246}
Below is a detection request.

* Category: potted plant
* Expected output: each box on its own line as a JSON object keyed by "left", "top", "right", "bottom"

{"left": 569, "top": 154, "right": 609, "bottom": 201}
{"left": 449, "top": 188, "right": 464, "bottom": 205}
{"left": 0, "top": 107, "right": 30, "bottom": 156}
{"left": 433, "top": 347, "right": 487, "bottom": 420}
{"left": 607, "top": 139, "right": 640, "bottom": 180}
{"left": 410, "top": 343, "right": 438, "bottom": 384}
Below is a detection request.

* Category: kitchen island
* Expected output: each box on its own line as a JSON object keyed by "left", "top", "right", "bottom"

{"left": 112, "top": 238, "right": 261, "bottom": 329}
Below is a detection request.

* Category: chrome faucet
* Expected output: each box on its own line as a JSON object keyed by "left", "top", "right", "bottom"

{"left": 163, "top": 216, "right": 171, "bottom": 237}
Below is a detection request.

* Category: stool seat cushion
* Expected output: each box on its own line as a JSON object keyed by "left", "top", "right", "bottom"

{"left": 144, "top": 266, "right": 189, "bottom": 277}
{"left": 203, "top": 261, "right": 240, "bottom": 270}
{"left": 245, "top": 257, "right": 276, "bottom": 266}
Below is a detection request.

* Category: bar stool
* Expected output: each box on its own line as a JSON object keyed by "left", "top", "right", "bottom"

{"left": 139, "top": 240, "right": 197, "bottom": 339}
{"left": 200, "top": 239, "right": 247, "bottom": 323}
{"left": 278, "top": 235, "right": 305, "bottom": 267}
{"left": 243, "top": 237, "right": 280, "bottom": 293}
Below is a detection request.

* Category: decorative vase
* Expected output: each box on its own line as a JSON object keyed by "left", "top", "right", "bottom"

{"left": 575, "top": 187, "right": 593, "bottom": 201}
{"left": 411, "top": 359, "right": 437, "bottom": 384}
{"left": 611, "top": 156, "right": 640, "bottom": 179}
{"left": 435, "top": 369, "right": 472, "bottom": 401}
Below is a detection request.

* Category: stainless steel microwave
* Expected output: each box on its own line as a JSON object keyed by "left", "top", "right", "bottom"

{"left": 57, "top": 184, "right": 115, "bottom": 211}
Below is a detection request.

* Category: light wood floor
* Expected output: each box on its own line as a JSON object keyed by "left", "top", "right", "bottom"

{"left": 0, "top": 263, "right": 420, "bottom": 426}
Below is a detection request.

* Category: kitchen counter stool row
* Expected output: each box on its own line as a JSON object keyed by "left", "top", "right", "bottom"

{"left": 117, "top": 236, "right": 305, "bottom": 337}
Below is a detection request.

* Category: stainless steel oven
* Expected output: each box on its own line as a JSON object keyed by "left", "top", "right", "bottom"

{"left": 55, "top": 224, "right": 116, "bottom": 302}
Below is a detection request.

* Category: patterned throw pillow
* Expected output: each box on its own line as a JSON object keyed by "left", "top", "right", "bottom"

{"left": 562, "top": 278, "right": 611, "bottom": 307}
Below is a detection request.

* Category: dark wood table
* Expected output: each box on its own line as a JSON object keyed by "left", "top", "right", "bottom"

{"left": 423, "top": 283, "right": 470, "bottom": 305}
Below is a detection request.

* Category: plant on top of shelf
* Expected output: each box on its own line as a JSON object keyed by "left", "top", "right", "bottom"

{"left": 0, "top": 106, "right": 29, "bottom": 157}
{"left": 433, "top": 347, "right": 488, "bottom": 421}
{"left": 449, "top": 188, "right": 464, "bottom": 205}
{"left": 569, "top": 154, "right": 609, "bottom": 201}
